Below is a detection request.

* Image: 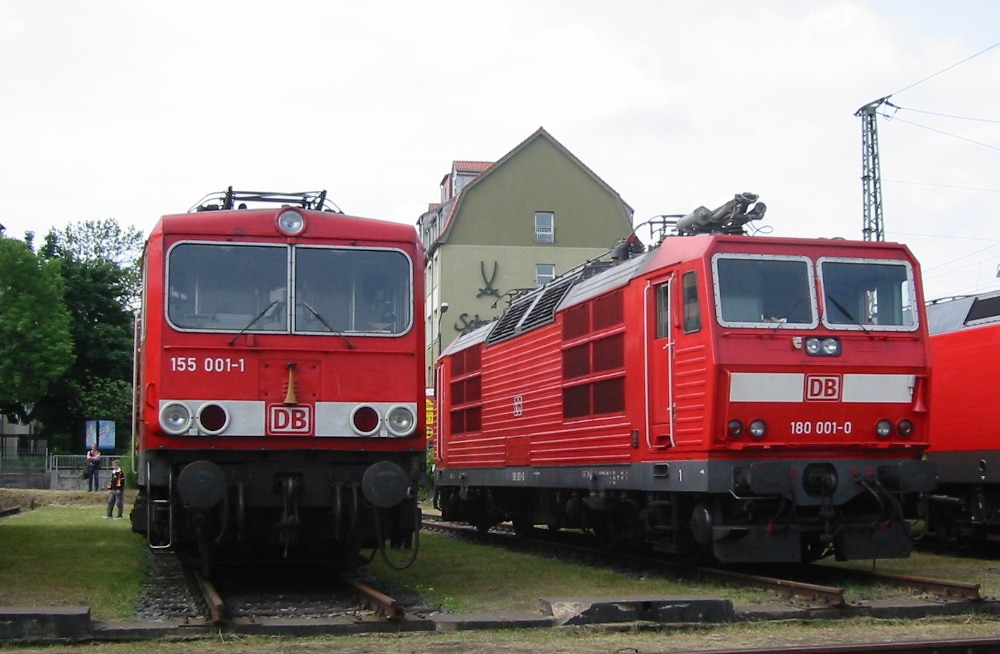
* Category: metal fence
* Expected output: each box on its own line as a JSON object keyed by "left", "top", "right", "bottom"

{"left": 0, "top": 449, "right": 50, "bottom": 489}
{"left": 0, "top": 451, "right": 129, "bottom": 491}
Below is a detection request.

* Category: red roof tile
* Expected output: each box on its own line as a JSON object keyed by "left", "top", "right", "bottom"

{"left": 452, "top": 160, "right": 494, "bottom": 174}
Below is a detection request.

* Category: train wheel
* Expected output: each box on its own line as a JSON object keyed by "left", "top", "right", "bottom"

{"left": 590, "top": 512, "right": 625, "bottom": 551}
{"left": 512, "top": 515, "right": 534, "bottom": 538}
{"left": 473, "top": 512, "right": 498, "bottom": 534}
{"left": 933, "top": 517, "right": 963, "bottom": 547}
{"left": 680, "top": 503, "right": 714, "bottom": 564}
{"left": 800, "top": 536, "right": 829, "bottom": 563}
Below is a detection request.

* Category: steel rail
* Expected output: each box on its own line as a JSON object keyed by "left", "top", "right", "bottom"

{"left": 192, "top": 570, "right": 228, "bottom": 625}
{"left": 422, "top": 517, "right": 848, "bottom": 607}
{"left": 862, "top": 569, "right": 981, "bottom": 602}
{"left": 691, "top": 565, "right": 846, "bottom": 607}
{"left": 342, "top": 575, "right": 402, "bottom": 620}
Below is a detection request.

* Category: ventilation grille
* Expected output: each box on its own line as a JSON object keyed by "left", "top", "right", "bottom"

{"left": 486, "top": 273, "right": 581, "bottom": 345}
{"left": 485, "top": 297, "right": 533, "bottom": 344}
{"left": 518, "top": 276, "right": 578, "bottom": 332}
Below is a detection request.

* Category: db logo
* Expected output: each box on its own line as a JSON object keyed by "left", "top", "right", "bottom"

{"left": 805, "top": 375, "right": 841, "bottom": 401}
{"left": 267, "top": 404, "right": 313, "bottom": 435}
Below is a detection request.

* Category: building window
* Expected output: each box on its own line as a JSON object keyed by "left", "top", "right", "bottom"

{"left": 535, "top": 263, "right": 556, "bottom": 287}
{"left": 534, "top": 211, "right": 554, "bottom": 243}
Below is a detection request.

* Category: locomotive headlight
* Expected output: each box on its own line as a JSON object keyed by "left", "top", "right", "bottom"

{"left": 805, "top": 337, "right": 841, "bottom": 356}
{"left": 385, "top": 405, "right": 416, "bottom": 436}
{"left": 160, "top": 402, "right": 192, "bottom": 435}
{"left": 897, "top": 419, "right": 914, "bottom": 438}
{"left": 277, "top": 209, "right": 306, "bottom": 236}
{"left": 875, "top": 419, "right": 893, "bottom": 439}
{"left": 727, "top": 419, "right": 744, "bottom": 439}
{"left": 749, "top": 419, "right": 767, "bottom": 439}
{"left": 197, "top": 403, "right": 230, "bottom": 435}
{"left": 350, "top": 405, "right": 381, "bottom": 436}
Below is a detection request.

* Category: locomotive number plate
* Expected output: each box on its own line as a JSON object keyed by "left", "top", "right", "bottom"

{"left": 170, "top": 356, "right": 246, "bottom": 373}
{"left": 790, "top": 421, "right": 853, "bottom": 436}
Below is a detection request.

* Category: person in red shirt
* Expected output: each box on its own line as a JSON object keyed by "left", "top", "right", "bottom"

{"left": 85, "top": 443, "right": 101, "bottom": 492}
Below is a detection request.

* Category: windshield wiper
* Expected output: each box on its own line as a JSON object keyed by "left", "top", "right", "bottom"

{"left": 769, "top": 294, "right": 809, "bottom": 330}
{"left": 300, "top": 302, "right": 355, "bottom": 349}
{"left": 824, "top": 294, "right": 871, "bottom": 333}
{"left": 228, "top": 299, "right": 280, "bottom": 345}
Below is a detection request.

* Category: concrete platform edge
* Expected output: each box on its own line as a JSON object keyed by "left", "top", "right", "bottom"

{"left": 2, "top": 598, "right": 998, "bottom": 644}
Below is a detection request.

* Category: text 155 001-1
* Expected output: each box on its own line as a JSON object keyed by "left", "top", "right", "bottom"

{"left": 170, "top": 357, "right": 246, "bottom": 373}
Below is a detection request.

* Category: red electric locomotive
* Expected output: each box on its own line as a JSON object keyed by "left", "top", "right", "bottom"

{"left": 433, "top": 193, "right": 935, "bottom": 563}
{"left": 922, "top": 290, "right": 1000, "bottom": 544}
{"left": 131, "top": 189, "right": 424, "bottom": 572}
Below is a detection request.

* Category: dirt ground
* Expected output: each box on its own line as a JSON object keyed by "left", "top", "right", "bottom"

{"left": 0, "top": 487, "right": 106, "bottom": 511}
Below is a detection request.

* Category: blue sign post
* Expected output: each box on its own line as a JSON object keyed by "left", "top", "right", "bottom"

{"left": 85, "top": 420, "right": 116, "bottom": 450}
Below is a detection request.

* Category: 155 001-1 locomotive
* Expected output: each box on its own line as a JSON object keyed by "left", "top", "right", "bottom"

{"left": 433, "top": 193, "right": 936, "bottom": 563}
{"left": 922, "top": 290, "right": 1000, "bottom": 545}
{"left": 130, "top": 189, "right": 425, "bottom": 573}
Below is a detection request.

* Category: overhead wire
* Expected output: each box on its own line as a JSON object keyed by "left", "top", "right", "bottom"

{"left": 890, "top": 41, "right": 1000, "bottom": 96}
{"left": 879, "top": 113, "right": 1000, "bottom": 152}
{"left": 891, "top": 107, "right": 1000, "bottom": 124}
{"left": 884, "top": 180, "right": 1000, "bottom": 195}
{"left": 862, "top": 43, "right": 1000, "bottom": 293}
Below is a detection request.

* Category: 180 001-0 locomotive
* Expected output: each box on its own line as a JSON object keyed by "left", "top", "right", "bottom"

{"left": 130, "top": 189, "right": 425, "bottom": 574}
{"left": 434, "top": 193, "right": 936, "bottom": 563}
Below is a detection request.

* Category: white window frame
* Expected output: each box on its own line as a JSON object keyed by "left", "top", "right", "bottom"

{"left": 534, "top": 211, "right": 554, "bottom": 243}
{"left": 535, "top": 263, "right": 556, "bottom": 287}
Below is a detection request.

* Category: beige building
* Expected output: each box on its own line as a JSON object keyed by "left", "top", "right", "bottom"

{"left": 417, "top": 127, "right": 634, "bottom": 384}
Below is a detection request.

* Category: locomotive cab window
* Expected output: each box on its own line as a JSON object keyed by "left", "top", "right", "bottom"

{"left": 167, "top": 243, "right": 288, "bottom": 332}
{"left": 819, "top": 258, "right": 916, "bottom": 331}
{"left": 712, "top": 255, "right": 817, "bottom": 328}
{"left": 166, "top": 242, "right": 412, "bottom": 336}
{"left": 295, "top": 247, "right": 411, "bottom": 335}
{"left": 655, "top": 283, "right": 670, "bottom": 339}
{"left": 682, "top": 271, "right": 701, "bottom": 333}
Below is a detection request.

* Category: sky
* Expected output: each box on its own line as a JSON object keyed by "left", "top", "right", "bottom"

{"left": 1, "top": 0, "right": 998, "bottom": 301}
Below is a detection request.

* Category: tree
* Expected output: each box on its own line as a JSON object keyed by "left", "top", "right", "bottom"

{"left": 29, "top": 220, "right": 141, "bottom": 452}
{"left": 43, "top": 218, "right": 144, "bottom": 307}
{"left": 0, "top": 236, "right": 74, "bottom": 419}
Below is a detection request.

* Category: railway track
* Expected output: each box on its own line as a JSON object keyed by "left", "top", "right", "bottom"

{"left": 175, "top": 554, "right": 410, "bottom": 625}
{"left": 422, "top": 516, "right": 983, "bottom": 609}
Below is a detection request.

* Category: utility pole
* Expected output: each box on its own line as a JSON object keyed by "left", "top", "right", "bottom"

{"left": 855, "top": 97, "right": 892, "bottom": 242}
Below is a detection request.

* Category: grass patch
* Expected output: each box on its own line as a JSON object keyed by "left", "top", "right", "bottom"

{"left": 367, "top": 531, "right": 761, "bottom": 613}
{"left": 0, "top": 505, "right": 146, "bottom": 621}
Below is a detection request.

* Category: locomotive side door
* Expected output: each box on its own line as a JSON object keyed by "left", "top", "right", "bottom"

{"left": 645, "top": 276, "right": 675, "bottom": 448}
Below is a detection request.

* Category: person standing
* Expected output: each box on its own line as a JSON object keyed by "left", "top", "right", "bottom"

{"left": 105, "top": 460, "right": 125, "bottom": 519}
{"left": 85, "top": 443, "right": 101, "bottom": 492}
